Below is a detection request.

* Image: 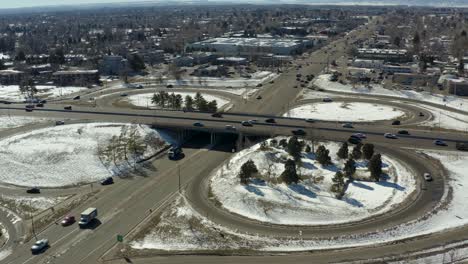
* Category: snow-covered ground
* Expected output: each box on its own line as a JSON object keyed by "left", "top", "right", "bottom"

{"left": 313, "top": 74, "right": 468, "bottom": 113}
{"left": 127, "top": 92, "right": 230, "bottom": 109}
{"left": 0, "top": 115, "right": 53, "bottom": 131}
{"left": 133, "top": 149, "right": 468, "bottom": 256}
{"left": 0, "top": 123, "right": 170, "bottom": 187}
{"left": 0, "top": 85, "right": 88, "bottom": 101}
{"left": 285, "top": 102, "right": 405, "bottom": 122}
{"left": 413, "top": 103, "right": 468, "bottom": 132}
{"left": 210, "top": 139, "right": 415, "bottom": 226}
{"left": 164, "top": 71, "right": 278, "bottom": 88}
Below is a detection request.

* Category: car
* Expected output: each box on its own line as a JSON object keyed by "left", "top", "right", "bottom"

{"left": 348, "top": 136, "right": 362, "bottom": 144}
{"left": 31, "top": 239, "right": 49, "bottom": 254}
{"left": 248, "top": 119, "right": 258, "bottom": 124}
{"left": 293, "top": 85, "right": 298, "bottom": 88}
{"left": 322, "top": 97, "right": 333, "bottom": 102}
{"left": 100, "top": 177, "right": 114, "bottom": 185}
{"left": 193, "top": 122, "right": 204, "bottom": 127}
{"left": 292, "top": 129, "right": 306, "bottom": 136}
{"left": 296, "top": 74, "right": 302, "bottom": 78}
{"left": 73, "top": 96, "right": 81, "bottom": 100}
{"left": 305, "top": 118, "right": 315, "bottom": 123}
{"left": 168, "top": 147, "right": 183, "bottom": 160}
{"left": 55, "top": 120, "right": 65, "bottom": 126}
{"left": 64, "top": 106, "right": 72, "bottom": 110}
{"left": 352, "top": 133, "right": 366, "bottom": 139}
{"left": 211, "top": 113, "right": 223, "bottom": 118}
{"left": 419, "top": 112, "right": 425, "bottom": 117}
{"left": 36, "top": 103, "right": 44, "bottom": 107}
{"left": 225, "top": 125, "right": 236, "bottom": 130}
{"left": 423, "top": 173, "right": 433, "bottom": 182}
{"left": 392, "top": 120, "right": 401, "bottom": 125}
{"left": 26, "top": 187, "right": 40, "bottom": 194}
{"left": 61, "top": 215, "right": 76, "bottom": 226}
{"left": 256, "top": 83, "right": 263, "bottom": 87}
{"left": 265, "top": 118, "right": 275, "bottom": 123}
{"left": 25, "top": 108, "right": 33, "bottom": 112}
{"left": 434, "top": 139, "right": 448, "bottom": 146}
{"left": 26, "top": 104, "right": 35, "bottom": 109}
{"left": 166, "top": 84, "right": 173, "bottom": 88}
{"left": 342, "top": 123, "right": 354, "bottom": 128}
{"left": 120, "top": 93, "right": 128, "bottom": 97}
{"left": 384, "top": 133, "right": 398, "bottom": 139}
{"left": 3, "top": 101, "right": 11, "bottom": 105}
{"left": 241, "top": 121, "right": 253, "bottom": 127}
{"left": 256, "top": 95, "right": 262, "bottom": 100}
{"left": 398, "top": 130, "right": 409, "bottom": 135}
{"left": 135, "top": 84, "right": 144, "bottom": 89}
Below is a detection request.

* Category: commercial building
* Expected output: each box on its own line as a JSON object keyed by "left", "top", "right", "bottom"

{"left": 392, "top": 73, "right": 439, "bottom": 86}
{"left": 99, "top": 56, "right": 128, "bottom": 76}
{"left": 357, "top": 48, "right": 411, "bottom": 63}
{"left": 0, "top": 70, "right": 24, "bottom": 85}
{"left": 351, "top": 59, "right": 384, "bottom": 69}
{"left": 52, "top": 70, "right": 99, "bottom": 86}
{"left": 188, "top": 37, "right": 312, "bottom": 56}
{"left": 448, "top": 78, "right": 468, "bottom": 96}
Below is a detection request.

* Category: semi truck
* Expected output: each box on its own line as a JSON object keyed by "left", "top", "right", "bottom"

{"left": 79, "top": 207, "right": 98, "bottom": 228}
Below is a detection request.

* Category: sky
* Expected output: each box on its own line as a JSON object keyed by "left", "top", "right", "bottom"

{"left": 1, "top": 0, "right": 137, "bottom": 9}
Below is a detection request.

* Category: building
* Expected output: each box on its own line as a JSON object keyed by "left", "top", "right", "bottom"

{"left": 0, "top": 70, "right": 24, "bottom": 85}
{"left": 448, "top": 78, "right": 468, "bottom": 96}
{"left": 351, "top": 59, "right": 384, "bottom": 69}
{"left": 382, "top": 65, "right": 413, "bottom": 74}
{"left": 99, "top": 56, "right": 128, "bottom": 76}
{"left": 392, "top": 73, "right": 439, "bottom": 86}
{"left": 193, "top": 65, "right": 228, "bottom": 77}
{"left": 257, "top": 54, "right": 293, "bottom": 67}
{"left": 357, "top": 48, "right": 411, "bottom": 63}
{"left": 216, "top": 57, "right": 248, "bottom": 66}
{"left": 188, "top": 37, "right": 312, "bottom": 56}
{"left": 52, "top": 70, "right": 99, "bottom": 86}
{"left": 191, "top": 52, "right": 217, "bottom": 65}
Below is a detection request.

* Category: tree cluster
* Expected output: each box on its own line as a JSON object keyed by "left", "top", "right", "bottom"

{"left": 315, "top": 145, "right": 332, "bottom": 166}
{"left": 239, "top": 159, "right": 258, "bottom": 185}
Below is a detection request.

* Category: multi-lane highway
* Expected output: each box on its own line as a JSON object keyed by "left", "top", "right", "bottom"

{"left": 1, "top": 16, "right": 467, "bottom": 264}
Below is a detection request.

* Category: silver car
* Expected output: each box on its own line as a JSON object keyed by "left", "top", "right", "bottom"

{"left": 31, "top": 239, "right": 49, "bottom": 254}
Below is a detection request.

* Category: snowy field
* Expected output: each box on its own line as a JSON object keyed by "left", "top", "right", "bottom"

{"left": 0, "top": 195, "right": 69, "bottom": 214}
{"left": 133, "top": 149, "right": 468, "bottom": 255}
{"left": 164, "top": 71, "right": 278, "bottom": 88}
{"left": 0, "top": 123, "right": 170, "bottom": 187}
{"left": 127, "top": 92, "right": 230, "bottom": 109}
{"left": 0, "top": 85, "right": 87, "bottom": 101}
{"left": 414, "top": 103, "right": 468, "bottom": 132}
{"left": 285, "top": 102, "right": 405, "bottom": 122}
{"left": 0, "top": 115, "right": 53, "bottom": 131}
{"left": 313, "top": 74, "right": 468, "bottom": 113}
{"left": 210, "top": 139, "right": 415, "bottom": 226}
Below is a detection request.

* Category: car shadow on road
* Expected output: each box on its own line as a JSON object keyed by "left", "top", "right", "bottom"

{"left": 79, "top": 219, "right": 102, "bottom": 230}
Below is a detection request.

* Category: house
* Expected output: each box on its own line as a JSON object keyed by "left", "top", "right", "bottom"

{"left": 52, "top": 70, "right": 99, "bottom": 86}
{"left": 392, "top": 73, "right": 439, "bottom": 86}
{"left": 351, "top": 59, "right": 384, "bottom": 69}
{"left": 0, "top": 70, "right": 24, "bottom": 85}
{"left": 193, "top": 65, "right": 228, "bottom": 77}
{"left": 257, "top": 54, "right": 293, "bottom": 67}
{"left": 382, "top": 65, "right": 413, "bottom": 74}
{"left": 173, "top": 56, "right": 194, "bottom": 67}
{"left": 357, "top": 48, "right": 411, "bottom": 63}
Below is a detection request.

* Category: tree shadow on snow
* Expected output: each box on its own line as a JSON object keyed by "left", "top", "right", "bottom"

{"left": 245, "top": 185, "right": 264, "bottom": 196}
{"left": 351, "top": 181, "right": 374, "bottom": 191}
{"left": 301, "top": 161, "right": 317, "bottom": 170}
{"left": 343, "top": 197, "right": 364, "bottom": 208}
{"left": 323, "top": 164, "right": 339, "bottom": 172}
{"left": 288, "top": 184, "right": 317, "bottom": 199}
{"left": 250, "top": 178, "right": 266, "bottom": 186}
{"left": 355, "top": 160, "right": 368, "bottom": 168}
{"left": 304, "top": 152, "right": 316, "bottom": 160}
{"left": 376, "top": 174, "right": 405, "bottom": 191}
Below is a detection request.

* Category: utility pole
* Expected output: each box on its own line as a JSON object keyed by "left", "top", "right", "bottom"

{"left": 178, "top": 163, "right": 181, "bottom": 193}
{"left": 30, "top": 200, "right": 37, "bottom": 240}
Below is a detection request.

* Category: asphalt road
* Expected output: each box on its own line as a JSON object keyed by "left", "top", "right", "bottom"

{"left": 1, "top": 17, "right": 466, "bottom": 264}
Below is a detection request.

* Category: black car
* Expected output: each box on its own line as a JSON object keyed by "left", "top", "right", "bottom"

{"left": 292, "top": 129, "right": 306, "bottom": 136}
{"left": 392, "top": 120, "right": 401, "bottom": 125}
{"left": 25, "top": 108, "right": 33, "bottom": 112}
{"left": 419, "top": 112, "right": 425, "bottom": 117}
{"left": 36, "top": 103, "right": 44, "bottom": 107}
{"left": 265, "top": 118, "right": 275, "bottom": 123}
{"left": 256, "top": 95, "right": 262, "bottom": 100}
{"left": 398, "top": 130, "right": 409, "bottom": 135}
{"left": 211, "top": 113, "right": 223, "bottom": 118}
{"left": 64, "top": 106, "right": 72, "bottom": 110}
{"left": 241, "top": 121, "right": 253, "bottom": 127}
{"left": 166, "top": 84, "right": 173, "bottom": 88}
{"left": 26, "top": 187, "right": 40, "bottom": 194}
{"left": 100, "top": 177, "right": 114, "bottom": 185}
{"left": 348, "top": 136, "right": 362, "bottom": 144}
{"left": 73, "top": 96, "right": 81, "bottom": 100}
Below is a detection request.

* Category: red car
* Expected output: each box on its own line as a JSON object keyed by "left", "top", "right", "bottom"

{"left": 61, "top": 215, "right": 75, "bottom": 226}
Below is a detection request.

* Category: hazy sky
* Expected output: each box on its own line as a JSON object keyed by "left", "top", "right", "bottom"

{"left": 2, "top": 0, "right": 140, "bottom": 9}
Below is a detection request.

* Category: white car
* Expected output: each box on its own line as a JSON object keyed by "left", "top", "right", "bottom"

{"left": 225, "top": 125, "right": 236, "bottom": 130}
{"left": 384, "top": 133, "right": 398, "bottom": 139}
{"left": 423, "top": 173, "right": 432, "bottom": 181}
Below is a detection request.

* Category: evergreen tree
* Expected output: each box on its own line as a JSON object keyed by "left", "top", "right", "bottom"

{"left": 287, "top": 136, "right": 302, "bottom": 162}
{"left": 351, "top": 143, "right": 362, "bottom": 160}
{"left": 368, "top": 154, "right": 383, "bottom": 182}
{"left": 281, "top": 159, "right": 299, "bottom": 184}
{"left": 343, "top": 158, "right": 356, "bottom": 179}
{"left": 239, "top": 159, "right": 258, "bottom": 185}
{"left": 128, "top": 54, "right": 146, "bottom": 72}
{"left": 279, "top": 139, "right": 288, "bottom": 148}
{"left": 315, "top": 145, "right": 332, "bottom": 166}
{"left": 331, "top": 171, "right": 345, "bottom": 198}
{"left": 337, "top": 142, "right": 349, "bottom": 160}
{"left": 305, "top": 145, "right": 311, "bottom": 153}
{"left": 207, "top": 100, "right": 218, "bottom": 113}
{"left": 362, "top": 143, "right": 375, "bottom": 160}
{"left": 185, "top": 95, "right": 194, "bottom": 110}
{"left": 194, "top": 92, "right": 204, "bottom": 108}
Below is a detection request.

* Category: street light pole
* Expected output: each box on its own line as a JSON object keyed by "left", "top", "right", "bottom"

{"left": 178, "top": 163, "right": 181, "bottom": 194}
